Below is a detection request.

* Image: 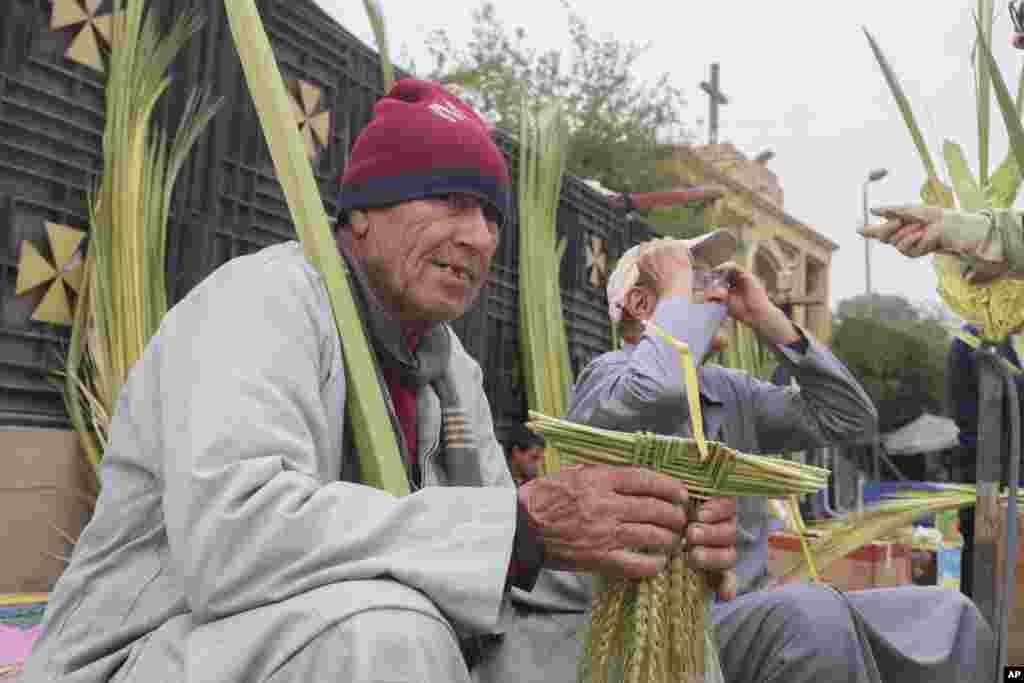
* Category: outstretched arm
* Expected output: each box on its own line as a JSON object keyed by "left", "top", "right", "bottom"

{"left": 703, "top": 264, "right": 878, "bottom": 453}
{"left": 860, "top": 205, "right": 1024, "bottom": 283}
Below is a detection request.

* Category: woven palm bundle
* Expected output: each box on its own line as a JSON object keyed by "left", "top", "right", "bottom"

{"left": 528, "top": 411, "right": 830, "bottom": 683}
{"left": 526, "top": 413, "right": 830, "bottom": 500}
{"left": 934, "top": 254, "right": 1024, "bottom": 343}
{"left": 578, "top": 525, "right": 718, "bottom": 683}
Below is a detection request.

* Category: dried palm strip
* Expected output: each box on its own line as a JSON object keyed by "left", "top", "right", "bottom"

{"left": 63, "top": 0, "right": 220, "bottom": 475}
{"left": 518, "top": 95, "right": 572, "bottom": 476}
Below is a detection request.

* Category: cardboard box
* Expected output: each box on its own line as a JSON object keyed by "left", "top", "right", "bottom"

{"left": 0, "top": 429, "right": 98, "bottom": 593}
{"left": 994, "top": 503, "right": 1024, "bottom": 665}
{"left": 768, "top": 532, "right": 913, "bottom": 591}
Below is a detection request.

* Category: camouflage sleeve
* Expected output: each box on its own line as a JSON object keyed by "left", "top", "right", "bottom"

{"left": 940, "top": 208, "right": 1024, "bottom": 280}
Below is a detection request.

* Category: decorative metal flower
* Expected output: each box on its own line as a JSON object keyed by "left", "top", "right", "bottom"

{"left": 290, "top": 80, "right": 332, "bottom": 162}
{"left": 50, "top": 0, "right": 121, "bottom": 73}
{"left": 1012, "top": 1, "right": 1024, "bottom": 49}
{"left": 585, "top": 235, "right": 609, "bottom": 288}
{"left": 15, "top": 222, "right": 86, "bottom": 326}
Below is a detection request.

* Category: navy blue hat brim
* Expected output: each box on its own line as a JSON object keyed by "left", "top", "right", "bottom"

{"left": 338, "top": 168, "right": 511, "bottom": 229}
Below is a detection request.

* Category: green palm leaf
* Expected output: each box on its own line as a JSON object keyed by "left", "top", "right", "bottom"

{"left": 975, "top": 12, "right": 1024, "bottom": 189}
{"left": 944, "top": 139, "right": 987, "bottom": 211}
{"left": 224, "top": 0, "right": 409, "bottom": 495}
{"left": 864, "top": 27, "right": 939, "bottom": 180}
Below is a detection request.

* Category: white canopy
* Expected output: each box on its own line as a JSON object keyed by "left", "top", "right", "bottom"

{"left": 882, "top": 413, "right": 960, "bottom": 455}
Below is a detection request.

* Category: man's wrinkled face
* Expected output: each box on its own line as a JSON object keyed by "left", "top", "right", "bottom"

{"left": 510, "top": 445, "right": 545, "bottom": 482}
{"left": 353, "top": 194, "right": 500, "bottom": 323}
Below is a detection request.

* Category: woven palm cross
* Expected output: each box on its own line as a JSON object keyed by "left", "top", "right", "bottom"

{"left": 526, "top": 323, "right": 829, "bottom": 500}
{"left": 528, "top": 412, "right": 828, "bottom": 500}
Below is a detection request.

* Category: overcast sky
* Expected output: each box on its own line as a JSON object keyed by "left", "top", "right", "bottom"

{"left": 316, "top": 0, "right": 1024, "bottom": 311}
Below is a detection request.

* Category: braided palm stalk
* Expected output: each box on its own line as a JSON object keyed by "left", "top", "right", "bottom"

{"left": 528, "top": 412, "right": 830, "bottom": 683}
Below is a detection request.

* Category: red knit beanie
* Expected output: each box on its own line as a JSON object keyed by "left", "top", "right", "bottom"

{"left": 337, "top": 79, "right": 511, "bottom": 226}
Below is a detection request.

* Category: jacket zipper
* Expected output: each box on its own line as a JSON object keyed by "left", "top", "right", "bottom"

{"left": 420, "top": 425, "right": 442, "bottom": 488}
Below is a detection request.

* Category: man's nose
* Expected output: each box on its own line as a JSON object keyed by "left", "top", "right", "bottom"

{"left": 454, "top": 207, "right": 497, "bottom": 254}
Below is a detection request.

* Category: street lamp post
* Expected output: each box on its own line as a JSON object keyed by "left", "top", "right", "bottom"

{"left": 862, "top": 168, "right": 889, "bottom": 295}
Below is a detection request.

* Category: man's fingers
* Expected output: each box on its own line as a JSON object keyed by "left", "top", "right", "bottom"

{"left": 696, "top": 496, "right": 737, "bottom": 524}
{"left": 892, "top": 223, "right": 925, "bottom": 252}
{"left": 603, "top": 549, "right": 669, "bottom": 580}
{"left": 870, "top": 205, "right": 925, "bottom": 222}
{"left": 706, "top": 285, "right": 730, "bottom": 304}
{"left": 611, "top": 466, "right": 688, "bottom": 506}
{"left": 711, "top": 260, "right": 743, "bottom": 275}
{"left": 690, "top": 545, "right": 737, "bottom": 573}
{"left": 968, "top": 260, "right": 1010, "bottom": 284}
{"left": 913, "top": 225, "right": 944, "bottom": 256}
{"left": 617, "top": 522, "right": 683, "bottom": 554}
{"left": 618, "top": 494, "right": 689, "bottom": 532}
{"left": 859, "top": 218, "right": 902, "bottom": 241}
{"left": 687, "top": 519, "right": 737, "bottom": 549}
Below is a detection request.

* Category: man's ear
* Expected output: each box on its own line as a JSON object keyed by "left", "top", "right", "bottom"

{"left": 623, "top": 286, "right": 657, "bottom": 322}
{"left": 350, "top": 210, "right": 370, "bottom": 238}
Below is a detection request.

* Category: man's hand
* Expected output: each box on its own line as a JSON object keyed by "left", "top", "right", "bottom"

{"left": 518, "top": 464, "right": 689, "bottom": 579}
{"left": 638, "top": 239, "right": 693, "bottom": 300}
{"left": 860, "top": 205, "right": 945, "bottom": 257}
{"left": 706, "top": 262, "right": 799, "bottom": 346}
{"left": 687, "top": 496, "right": 739, "bottom": 601}
{"left": 863, "top": 205, "right": 1010, "bottom": 283}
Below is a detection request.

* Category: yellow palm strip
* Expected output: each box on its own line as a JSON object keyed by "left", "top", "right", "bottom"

{"left": 646, "top": 321, "right": 709, "bottom": 462}
{"left": 787, "top": 495, "right": 820, "bottom": 583}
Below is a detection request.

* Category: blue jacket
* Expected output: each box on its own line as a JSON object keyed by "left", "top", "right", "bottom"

{"left": 947, "top": 324, "right": 1024, "bottom": 455}
{"left": 565, "top": 298, "right": 878, "bottom": 595}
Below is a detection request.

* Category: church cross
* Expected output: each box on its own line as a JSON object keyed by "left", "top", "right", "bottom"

{"left": 700, "top": 62, "right": 729, "bottom": 145}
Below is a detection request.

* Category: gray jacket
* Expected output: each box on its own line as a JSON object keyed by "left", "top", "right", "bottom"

{"left": 21, "top": 242, "right": 519, "bottom": 682}
{"left": 565, "top": 298, "right": 878, "bottom": 595}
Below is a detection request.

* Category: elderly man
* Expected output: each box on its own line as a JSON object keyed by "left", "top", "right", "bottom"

{"left": 20, "top": 80, "right": 738, "bottom": 683}
{"left": 565, "top": 235, "right": 996, "bottom": 683}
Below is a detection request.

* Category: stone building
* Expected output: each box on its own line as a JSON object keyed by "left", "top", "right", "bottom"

{"left": 661, "top": 142, "right": 838, "bottom": 342}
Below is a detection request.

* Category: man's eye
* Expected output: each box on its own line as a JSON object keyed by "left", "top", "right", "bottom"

{"left": 482, "top": 205, "right": 502, "bottom": 228}
{"left": 445, "top": 193, "right": 475, "bottom": 211}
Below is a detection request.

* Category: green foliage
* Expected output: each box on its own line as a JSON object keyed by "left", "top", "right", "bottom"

{"left": 831, "top": 295, "right": 951, "bottom": 432}
{"left": 641, "top": 205, "right": 709, "bottom": 239}
{"left": 836, "top": 293, "right": 928, "bottom": 325}
{"left": 425, "top": 1, "right": 691, "bottom": 193}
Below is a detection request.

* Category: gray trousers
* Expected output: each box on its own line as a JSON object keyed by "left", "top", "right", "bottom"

{"left": 109, "top": 579, "right": 993, "bottom": 683}
{"left": 475, "top": 581, "right": 996, "bottom": 683}
{"left": 266, "top": 605, "right": 471, "bottom": 682}
{"left": 713, "top": 583, "right": 994, "bottom": 683}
